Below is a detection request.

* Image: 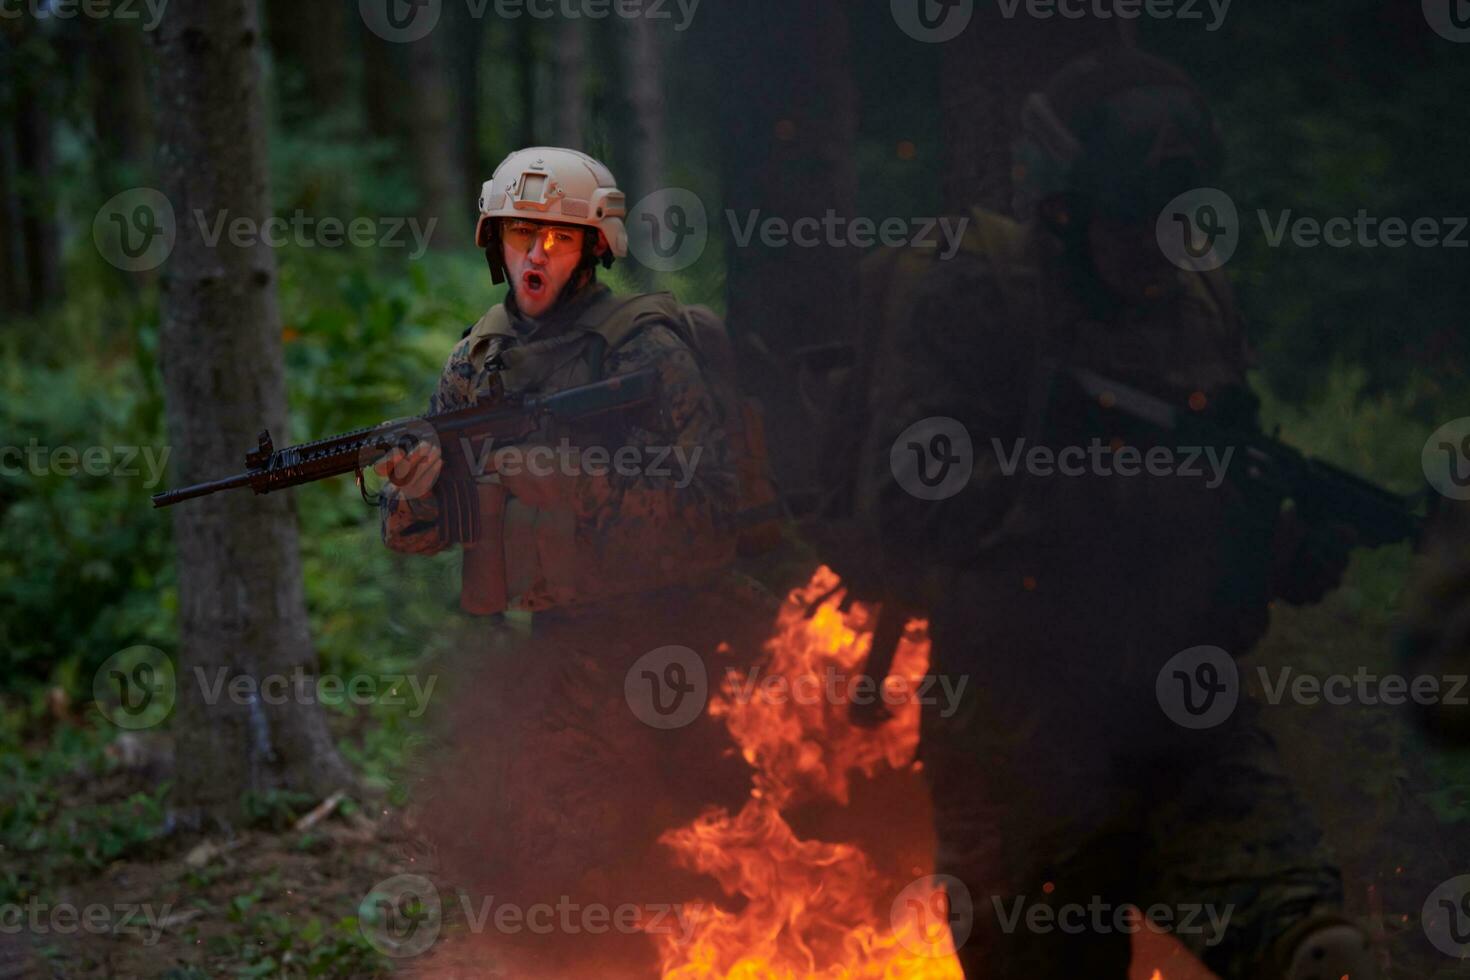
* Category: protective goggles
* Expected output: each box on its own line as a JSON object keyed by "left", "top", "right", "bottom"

{"left": 495, "top": 220, "right": 587, "bottom": 256}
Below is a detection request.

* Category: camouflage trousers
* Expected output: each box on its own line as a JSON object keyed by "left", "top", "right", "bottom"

{"left": 418, "top": 577, "right": 771, "bottom": 971}
{"left": 920, "top": 611, "right": 1343, "bottom": 980}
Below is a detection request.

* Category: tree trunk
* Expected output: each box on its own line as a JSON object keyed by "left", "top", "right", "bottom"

{"left": 699, "top": 0, "right": 859, "bottom": 494}
{"left": 516, "top": 17, "right": 539, "bottom": 148}
{"left": 14, "top": 78, "right": 60, "bottom": 312}
{"left": 617, "top": 9, "right": 665, "bottom": 288}
{"left": 90, "top": 20, "right": 153, "bottom": 181}
{"left": 360, "top": 17, "right": 401, "bottom": 143}
{"left": 407, "top": 30, "right": 469, "bottom": 248}
{"left": 0, "top": 121, "right": 18, "bottom": 315}
{"left": 152, "top": 0, "right": 354, "bottom": 827}
{"left": 941, "top": 9, "right": 1127, "bottom": 215}
{"left": 452, "top": 6, "right": 486, "bottom": 199}
{"left": 551, "top": 17, "right": 585, "bottom": 148}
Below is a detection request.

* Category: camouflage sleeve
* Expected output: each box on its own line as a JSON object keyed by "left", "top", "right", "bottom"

{"left": 378, "top": 335, "right": 481, "bottom": 556}
{"left": 858, "top": 252, "right": 1033, "bottom": 569}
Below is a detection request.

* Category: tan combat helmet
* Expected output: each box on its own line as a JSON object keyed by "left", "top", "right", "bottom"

{"left": 475, "top": 147, "right": 629, "bottom": 283}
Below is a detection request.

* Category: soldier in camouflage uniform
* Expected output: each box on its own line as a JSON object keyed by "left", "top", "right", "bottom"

{"left": 377, "top": 148, "right": 760, "bottom": 969}
{"left": 378, "top": 147, "right": 737, "bottom": 596}
{"left": 857, "top": 50, "right": 1375, "bottom": 979}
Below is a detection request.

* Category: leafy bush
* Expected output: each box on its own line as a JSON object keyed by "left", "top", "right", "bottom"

{"left": 0, "top": 725, "right": 170, "bottom": 904}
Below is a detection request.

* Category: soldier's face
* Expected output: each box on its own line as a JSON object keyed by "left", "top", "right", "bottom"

{"left": 501, "top": 219, "right": 588, "bottom": 318}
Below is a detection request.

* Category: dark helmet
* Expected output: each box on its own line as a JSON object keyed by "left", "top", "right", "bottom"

{"left": 1013, "top": 48, "right": 1223, "bottom": 223}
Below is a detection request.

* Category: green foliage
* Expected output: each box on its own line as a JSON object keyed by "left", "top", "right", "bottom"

{"left": 1255, "top": 363, "right": 1436, "bottom": 493}
{"left": 1418, "top": 743, "right": 1470, "bottom": 826}
{"left": 0, "top": 283, "right": 173, "bottom": 699}
{"left": 1143, "top": 0, "right": 1470, "bottom": 403}
{"left": 0, "top": 725, "right": 171, "bottom": 904}
{"left": 1253, "top": 363, "right": 1436, "bottom": 628}
{"left": 240, "top": 790, "right": 318, "bottom": 833}
{"left": 0, "top": 233, "right": 492, "bottom": 716}
{"left": 268, "top": 112, "right": 417, "bottom": 227}
{"left": 161, "top": 968, "right": 213, "bottom": 980}
{"left": 172, "top": 877, "right": 388, "bottom": 980}
{"left": 222, "top": 909, "right": 386, "bottom": 979}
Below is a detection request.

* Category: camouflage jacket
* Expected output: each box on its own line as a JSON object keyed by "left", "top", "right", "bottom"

{"left": 855, "top": 208, "right": 1275, "bottom": 660}
{"left": 380, "top": 283, "right": 738, "bottom": 613}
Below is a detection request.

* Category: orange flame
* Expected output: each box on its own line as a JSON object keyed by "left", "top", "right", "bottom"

{"left": 654, "top": 567, "right": 963, "bottom": 978}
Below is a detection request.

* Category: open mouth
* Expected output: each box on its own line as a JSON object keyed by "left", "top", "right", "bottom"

{"left": 521, "top": 270, "right": 546, "bottom": 298}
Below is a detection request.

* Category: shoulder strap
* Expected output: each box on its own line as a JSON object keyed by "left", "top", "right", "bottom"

{"left": 578, "top": 291, "right": 683, "bottom": 351}
{"left": 464, "top": 292, "right": 687, "bottom": 379}
{"left": 577, "top": 291, "right": 686, "bottom": 380}
{"left": 464, "top": 304, "right": 516, "bottom": 373}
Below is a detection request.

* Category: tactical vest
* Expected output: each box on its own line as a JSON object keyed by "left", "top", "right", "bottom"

{"left": 457, "top": 290, "right": 778, "bottom": 615}
{"left": 822, "top": 208, "right": 1250, "bottom": 599}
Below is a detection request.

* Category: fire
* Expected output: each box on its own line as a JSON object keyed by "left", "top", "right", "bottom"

{"left": 653, "top": 567, "right": 964, "bottom": 978}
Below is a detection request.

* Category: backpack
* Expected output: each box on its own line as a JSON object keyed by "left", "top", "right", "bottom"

{"left": 801, "top": 211, "right": 1044, "bottom": 601}
{"left": 787, "top": 213, "right": 1045, "bottom": 716}
{"left": 666, "top": 303, "right": 784, "bottom": 555}
{"left": 604, "top": 295, "right": 783, "bottom": 556}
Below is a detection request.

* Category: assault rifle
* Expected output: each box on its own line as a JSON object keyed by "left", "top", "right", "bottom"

{"left": 1046, "top": 361, "right": 1428, "bottom": 548}
{"left": 151, "top": 370, "right": 658, "bottom": 542}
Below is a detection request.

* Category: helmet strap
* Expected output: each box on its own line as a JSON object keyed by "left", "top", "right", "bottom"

{"left": 485, "top": 246, "right": 507, "bottom": 285}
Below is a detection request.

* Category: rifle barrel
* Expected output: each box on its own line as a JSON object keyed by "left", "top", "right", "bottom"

{"left": 151, "top": 471, "right": 257, "bottom": 508}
